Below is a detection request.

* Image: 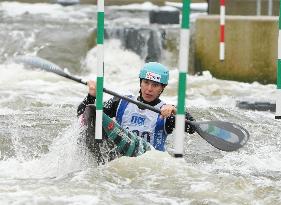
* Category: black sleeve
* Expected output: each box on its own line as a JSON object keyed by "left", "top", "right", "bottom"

{"left": 77, "top": 94, "right": 96, "bottom": 116}
{"left": 77, "top": 94, "right": 121, "bottom": 118}
{"left": 103, "top": 96, "right": 121, "bottom": 118}
{"left": 165, "top": 111, "right": 196, "bottom": 134}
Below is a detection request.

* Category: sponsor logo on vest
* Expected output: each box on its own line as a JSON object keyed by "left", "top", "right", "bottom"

{"left": 131, "top": 115, "right": 145, "bottom": 126}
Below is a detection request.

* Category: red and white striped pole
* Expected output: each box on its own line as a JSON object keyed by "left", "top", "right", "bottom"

{"left": 219, "top": 0, "right": 225, "bottom": 61}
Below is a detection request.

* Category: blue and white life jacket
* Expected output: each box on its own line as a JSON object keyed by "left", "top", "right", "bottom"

{"left": 116, "top": 96, "right": 168, "bottom": 151}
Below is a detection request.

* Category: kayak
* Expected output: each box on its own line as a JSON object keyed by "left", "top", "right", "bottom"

{"left": 14, "top": 56, "right": 250, "bottom": 155}
{"left": 82, "top": 104, "right": 151, "bottom": 164}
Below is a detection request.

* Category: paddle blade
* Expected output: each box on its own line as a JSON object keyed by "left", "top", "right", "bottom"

{"left": 191, "top": 121, "right": 250, "bottom": 152}
{"left": 14, "top": 56, "right": 67, "bottom": 77}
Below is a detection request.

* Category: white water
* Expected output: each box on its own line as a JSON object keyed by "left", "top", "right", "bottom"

{"left": 0, "top": 2, "right": 280, "bottom": 205}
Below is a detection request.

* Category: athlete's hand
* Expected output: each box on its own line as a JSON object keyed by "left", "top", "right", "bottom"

{"left": 160, "top": 104, "right": 177, "bottom": 118}
{"left": 87, "top": 80, "right": 96, "bottom": 97}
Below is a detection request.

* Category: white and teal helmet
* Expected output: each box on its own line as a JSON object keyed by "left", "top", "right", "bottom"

{"left": 139, "top": 62, "right": 169, "bottom": 85}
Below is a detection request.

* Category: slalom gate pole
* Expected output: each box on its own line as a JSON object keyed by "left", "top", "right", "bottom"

{"left": 276, "top": 0, "right": 281, "bottom": 119}
{"left": 13, "top": 55, "right": 250, "bottom": 152}
{"left": 95, "top": 0, "right": 105, "bottom": 139}
{"left": 219, "top": 0, "right": 225, "bottom": 61}
{"left": 174, "top": 0, "right": 190, "bottom": 158}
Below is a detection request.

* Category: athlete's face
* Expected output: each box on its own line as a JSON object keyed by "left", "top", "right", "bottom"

{"left": 140, "top": 79, "right": 164, "bottom": 102}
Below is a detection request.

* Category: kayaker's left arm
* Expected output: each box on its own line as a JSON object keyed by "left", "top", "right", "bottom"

{"left": 165, "top": 111, "right": 196, "bottom": 135}
{"left": 159, "top": 104, "right": 177, "bottom": 118}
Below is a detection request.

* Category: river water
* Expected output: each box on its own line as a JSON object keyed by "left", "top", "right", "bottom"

{"left": 0, "top": 2, "right": 281, "bottom": 205}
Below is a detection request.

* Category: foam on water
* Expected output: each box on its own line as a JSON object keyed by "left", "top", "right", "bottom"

{"left": 0, "top": 2, "right": 281, "bottom": 203}
{"left": 83, "top": 39, "right": 142, "bottom": 88}
{"left": 0, "top": 121, "right": 95, "bottom": 179}
{"left": 0, "top": 2, "right": 93, "bottom": 21}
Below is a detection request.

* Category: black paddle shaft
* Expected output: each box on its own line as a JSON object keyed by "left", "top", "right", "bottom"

{"left": 14, "top": 56, "right": 250, "bottom": 152}
{"left": 14, "top": 56, "right": 161, "bottom": 113}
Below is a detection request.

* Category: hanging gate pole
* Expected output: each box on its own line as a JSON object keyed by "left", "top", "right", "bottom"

{"left": 219, "top": 0, "right": 225, "bottom": 61}
{"left": 95, "top": 0, "right": 105, "bottom": 139}
{"left": 174, "top": 0, "right": 190, "bottom": 158}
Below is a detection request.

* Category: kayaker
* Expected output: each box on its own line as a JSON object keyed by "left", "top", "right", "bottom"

{"left": 77, "top": 62, "right": 195, "bottom": 151}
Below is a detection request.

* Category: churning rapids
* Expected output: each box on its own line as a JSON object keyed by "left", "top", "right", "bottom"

{"left": 0, "top": 2, "right": 280, "bottom": 205}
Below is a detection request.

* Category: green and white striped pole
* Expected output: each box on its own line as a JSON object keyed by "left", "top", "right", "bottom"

{"left": 174, "top": 0, "right": 190, "bottom": 157}
{"left": 95, "top": 0, "right": 105, "bottom": 139}
{"left": 276, "top": 0, "right": 281, "bottom": 119}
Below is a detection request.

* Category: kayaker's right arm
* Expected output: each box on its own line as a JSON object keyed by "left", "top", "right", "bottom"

{"left": 77, "top": 80, "right": 98, "bottom": 116}
{"left": 77, "top": 80, "right": 121, "bottom": 118}
{"left": 77, "top": 94, "right": 96, "bottom": 116}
